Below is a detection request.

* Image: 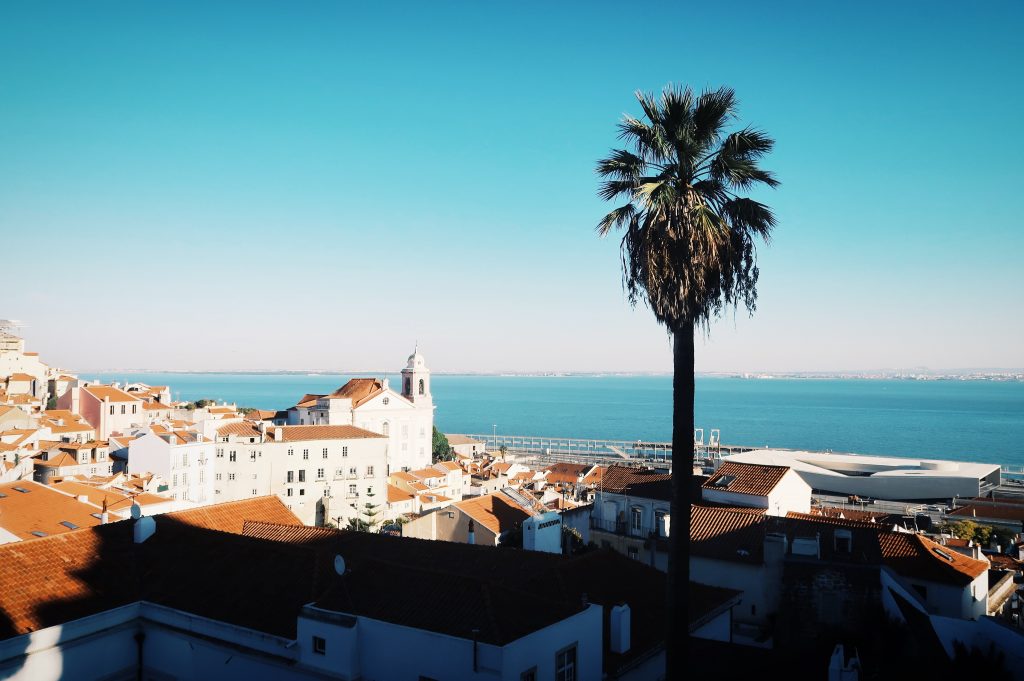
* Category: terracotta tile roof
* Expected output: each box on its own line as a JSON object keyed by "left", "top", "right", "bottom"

{"left": 81, "top": 385, "right": 141, "bottom": 403}
{"left": 600, "top": 465, "right": 672, "bottom": 501}
{"left": 878, "top": 533, "right": 989, "bottom": 586}
{"left": 454, "top": 493, "right": 533, "bottom": 535}
{"left": 270, "top": 425, "right": 385, "bottom": 442}
{"left": 986, "top": 553, "right": 1024, "bottom": 571}
{"left": 7, "top": 373, "right": 37, "bottom": 382}
{"left": 387, "top": 484, "right": 415, "bottom": 503}
{"left": 690, "top": 504, "right": 768, "bottom": 564}
{"left": 327, "top": 378, "right": 385, "bottom": 408}
{"left": 434, "top": 461, "right": 462, "bottom": 472}
{"left": 0, "top": 481, "right": 103, "bottom": 540}
{"left": 292, "top": 393, "right": 325, "bottom": 408}
{"left": 169, "top": 496, "right": 300, "bottom": 534}
{"left": 215, "top": 421, "right": 262, "bottom": 438}
{"left": 142, "top": 401, "right": 170, "bottom": 411}
{"left": 445, "top": 434, "right": 482, "bottom": 446}
{"left": 704, "top": 461, "right": 791, "bottom": 497}
{"left": 582, "top": 466, "right": 607, "bottom": 485}
{"left": 52, "top": 481, "right": 170, "bottom": 512}
{"left": 543, "top": 462, "right": 593, "bottom": 484}
{"left": 34, "top": 452, "right": 81, "bottom": 467}
{"left": 786, "top": 511, "right": 883, "bottom": 529}
{"left": 390, "top": 471, "right": 417, "bottom": 482}
{"left": 409, "top": 466, "right": 444, "bottom": 479}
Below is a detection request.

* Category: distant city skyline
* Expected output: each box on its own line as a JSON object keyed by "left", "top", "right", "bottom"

{"left": 3, "top": 1, "right": 1022, "bottom": 374}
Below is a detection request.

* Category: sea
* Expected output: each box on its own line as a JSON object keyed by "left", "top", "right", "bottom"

{"left": 83, "top": 373, "right": 1024, "bottom": 468}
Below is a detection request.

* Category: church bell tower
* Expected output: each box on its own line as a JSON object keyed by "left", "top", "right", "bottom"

{"left": 401, "top": 345, "right": 431, "bottom": 405}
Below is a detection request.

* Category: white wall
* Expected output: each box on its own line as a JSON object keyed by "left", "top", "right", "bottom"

{"left": 523, "top": 511, "right": 562, "bottom": 554}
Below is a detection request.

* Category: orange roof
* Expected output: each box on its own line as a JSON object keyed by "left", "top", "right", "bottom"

{"left": 878, "top": 533, "right": 989, "bottom": 586}
{"left": 435, "top": 461, "right": 463, "bottom": 472}
{"left": 169, "top": 496, "right": 300, "bottom": 534}
{"left": 35, "top": 452, "right": 81, "bottom": 467}
{"left": 704, "top": 461, "right": 792, "bottom": 497}
{"left": 82, "top": 385, "right": 141, "bottom": 403}
{"left": 216, "top": 421, "right": 262, "bottom": 438}
{"left": 690, "top": 504, "right": 768, "bottom": 564}
{"left": 327, "top": 378, "right": 385, "bottom": 408}
{"left": 409, "top": 467, "right": 444, "bottom": 479}
{"left": 454, "top": 493, "right": 531, "bottom": 535}
{"left": 143, "top": 401, "right": 170, "bottom": 411}
{"left": 0, "top": 481, "right": 103, "bottom": 540}
{"left": 51, "top": 481, "right": 170, "bottom": 512}
{"left": 445, "top": 434, "right": 482, "bottom": 446}
{"left": 7, "top": 373, "right": 36, "bottom": 382}
{"left": 270, "top": 425, "right": 385, "bottom": 442}
{"left": 387, "top": 484, "right": 415, "bottom": 503}
{"left": 543, "top": 462, "right": 593, "bottom": 484}
{"left": 600, "top": 465, "right": 672, "bottom": 501}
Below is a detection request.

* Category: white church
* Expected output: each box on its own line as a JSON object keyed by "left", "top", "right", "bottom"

{"left": 288, "top": 347, "right": 435, "bottom": 473}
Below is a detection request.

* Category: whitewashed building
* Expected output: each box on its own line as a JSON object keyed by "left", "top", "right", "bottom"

{"left": 128, "top": 429, "right": 216, "bottom": 504}
{"left": 213, "top": 422, "right": 389, "bottom": 526}
{"left": 288, "top": 348, "right": 434, "bottom": 473}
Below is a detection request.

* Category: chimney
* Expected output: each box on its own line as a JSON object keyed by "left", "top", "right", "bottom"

{"left": 274, "top": 427, "right": 283, "bottom": 442}
{"left": 258, "top": 421, "right": 267, "bottom": 434}
{"left": 101, "top": 497, "right": 109, "bottom": 525}
{"left": 609, "top": 604, "right": 631, "bottom": 654}
{"left": 467, "top": 518, "right": 475, "bottom": 545}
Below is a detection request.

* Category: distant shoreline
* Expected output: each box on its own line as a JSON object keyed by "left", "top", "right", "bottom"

{"left": 77, "top": 370, "right": 1024, "bottom": 382}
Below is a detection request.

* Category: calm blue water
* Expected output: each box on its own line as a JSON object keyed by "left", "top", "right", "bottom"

{"left": 86, "top": 373, "right": 1024, "bottom": 467}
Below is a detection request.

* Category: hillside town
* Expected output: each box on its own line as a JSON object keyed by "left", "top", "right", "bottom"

{"left": 1, "top": 325, "right": 1023, "bottom": 680}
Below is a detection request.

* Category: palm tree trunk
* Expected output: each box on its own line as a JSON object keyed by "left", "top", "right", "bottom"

{"left": 666, "top": 321, "right": 694, "bottom": 678}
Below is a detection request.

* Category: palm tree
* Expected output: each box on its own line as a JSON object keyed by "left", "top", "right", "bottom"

{"left": 595, "top": 84, "right": 778, "bottom": 675}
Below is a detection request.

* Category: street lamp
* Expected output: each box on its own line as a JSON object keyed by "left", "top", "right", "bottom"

{"left": 492, "top": 424, "right": 497, "bottom": 449}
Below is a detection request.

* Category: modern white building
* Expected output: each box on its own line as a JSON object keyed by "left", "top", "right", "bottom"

{"left": 288, "top": 348, "right": 434, "bottom": 473}
{"left": 213, "top": 422, "right": 389, "bottom": 526}
{"left": 724, "top": 449, "right": 1002, "bottom": 501}
{"left": 128, "top": 429, "right": 216, "bottom": 504}
{"left": 0, "top": 329, "right": 49, "bottom": 402}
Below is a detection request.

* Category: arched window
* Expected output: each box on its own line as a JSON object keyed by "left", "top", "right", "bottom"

{"left": 382, "top": 422, "right": 390, "bottom": 436}
{"left": 418, "top": 379, "right": 425, "bottom": 395}
{"left": 404, "top": 378, "right": 411, "bottom": 395}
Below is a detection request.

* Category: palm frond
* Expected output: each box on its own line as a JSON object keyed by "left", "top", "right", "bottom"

{"left": 595, "top": 148, "right": 647, "bottom": 180}
{"left": 596, "top": 203, "right": 638, "bottom": 236}
{"left": 692, "top": 87, "right": 735, "bottom": 149}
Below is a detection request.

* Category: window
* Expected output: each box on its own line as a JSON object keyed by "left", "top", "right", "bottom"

{"left": 303, "top": 449, "right": 309, "bottom": 460}
{"left": 317, "top": 468, "right": 325, "bottom": 479}
{"left": 382, "top": 422, "right": 390, "bottom": 436}
{"left": 216, "top": 448, "right": 224, "bottom": 458}
{"left": 288, "top": 448, "right": 294, "bottom": 456}
{"left": 298, "top": 470, "right": 306, "bottom": 482}
{"left": 287, "top": 471, "right": 294, "bottom": 483}
{"left": 252, "top": 489, "right": 257, "bottom": 496}
{"left": 348, "top": 484, "right": 357, "bottom": 495}
{"left": 228, "top": 473, "right": 235, "bottom": 481}
{"left": 249, "top": 451, "right": 256, "bottom": 461}
{"left": 555, "top": 644, "right": 577, "bottom": 681}
{"left": 120, "top": 405, "right": 126, "bottom": 415}
{"left": 342, "top": 446, "right": 348, "bottom": 457}
{"left": 216, "top": 473, "right": 222, "bottom": 481}
{"left": 382, "top": 397, "right": 389, "bottom": 406}
{"left": 322, "top": 448, "right": 328, "bottom": 458}
{"left": 402, "top": 425, "right": 408, "bottom": 437}
{"left": 627, "top": 546, "right": 639, "bottom": 560}
{"left": 834, "top": 529, "right": 852, "bottom": 553}
{"left": 287, "top": 488, "right": 293, "bottom": 497}
{"left": 132, "top": 404, "right": 137, "bottom": 414}
{"left": 312, "top": 636, "right": 326, "bottom": 655}
{"left": 630, "top": 507, "right": 643, "bottom": 533}
{"left": 521, "top": 669, "right": 537, "bottom": 681}
{"left": 229, "top": 451, "right": 237, "bottom": 462}
{"left": 109, "top": 406, "right": 115, "bottom": 415}
{"left": 418, "top": 379, "right": 425, "bottom": 395}
{"left": 366, "top": 465, "right": 374, "bottom": 477}
{"left": 173, "top": 474, "right": 178, "bottom": 487}
{"left": 366, "top": 487, "right": 372, "bottom": 494}
{"left": 349, "top": 466, "right": 357, "bottom": 477}
{"left": 655, "top": 511, "right": 669, "bottom": 537}
{"left": 299, "top": 488, "right": 305, "bottom": 496}
{"left": 199, "top": 470, "right": 205, "bottom": 483}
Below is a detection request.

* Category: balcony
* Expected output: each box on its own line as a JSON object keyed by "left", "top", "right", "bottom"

{"left": 590, "top": 517, "right": 670, "bottom": 548}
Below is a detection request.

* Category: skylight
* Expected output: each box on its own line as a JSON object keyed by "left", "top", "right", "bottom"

{"left": 13, "top": 486, "right": 29, "bottom": 493}
{"left": 712, "top": 475, "right": 735, "bottom": 488}
{"left": 31, "top": 531, "right": 46, "bottom": 537}
{"left": 933, "top": 548, "right": 955, "bottom": 563}
{"left": 60, "top": 521, "right": 79, "bottom": 530}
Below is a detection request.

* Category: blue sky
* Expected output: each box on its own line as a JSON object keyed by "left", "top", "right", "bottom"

{"left": 2, "top": 1, "right": 1021, "bottom": 373}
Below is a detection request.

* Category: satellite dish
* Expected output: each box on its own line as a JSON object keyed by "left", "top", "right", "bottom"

{"left": 130, "top": 503, "right": 142, "bottom": 520}
{"left": 333, "top": 554, "right": 346, "bottom": 575}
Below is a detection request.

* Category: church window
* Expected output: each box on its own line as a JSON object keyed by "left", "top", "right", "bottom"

{"left": 418, "top": 379, "right": 424, "bottom": 395}
{"left": 382, "top": 422, "right": 390, "bottom": 436}
{"left": 404, "top": 378, "right": 411, "bottom": 395}
{"left": 383, "top": 397, "right": 389, "bottom": 406}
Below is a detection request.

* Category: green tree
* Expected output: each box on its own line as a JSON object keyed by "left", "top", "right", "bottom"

{"left": 45, "top": 395, "right": 57, "bottom": 410}
{"left": 596, "top": 84, "right": 778, "bottom": 674}
{"left": 498, "top": 444, "right": 508, "bottom": 461}
{"left": 431, "top": 426, "right": 453, "bottom": 463}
